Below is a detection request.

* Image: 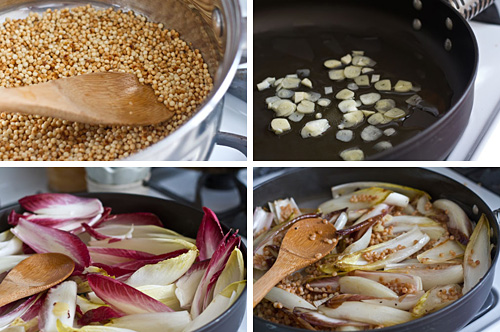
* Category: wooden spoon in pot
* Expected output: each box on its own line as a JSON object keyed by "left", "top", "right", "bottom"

{"left": 0, "top": 253, "right": 75, "bottom": 307}
{"left": 0, "top": 72, "right": 174, "bottom": 125}
{"left": 253, "top": 217, "right": 337, "bottom": 308}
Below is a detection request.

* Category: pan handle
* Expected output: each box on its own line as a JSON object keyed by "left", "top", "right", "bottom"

{"left": 215, "top": 131, "right": 247, "bottom": 156}
{"left": 447, "top": 0, "right": 495, "bottom": 20}
{"left": 494, "top": 208, "right": 500, "bottom": 220}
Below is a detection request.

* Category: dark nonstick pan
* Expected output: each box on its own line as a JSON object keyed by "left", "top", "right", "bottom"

{"left": 253, "top": 168, "right": 500, "bottom": 332}
{"left": 0, "top": 193, "right": 247, "bottom": 332}
{"left": 254, "top": 0, "right": 491, "bottom": 161}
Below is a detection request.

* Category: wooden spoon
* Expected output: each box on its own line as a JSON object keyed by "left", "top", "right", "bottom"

{"left": 253, "top": 217, "right": 337, "bottom": 308}
{"left": 0, "top": 72, "right": 174, "bottom": 125}
{"left": 0, "top": 253, "right": 75, "bottom": 307}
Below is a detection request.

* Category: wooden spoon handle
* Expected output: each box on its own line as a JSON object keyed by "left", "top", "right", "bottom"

{"left": 0, "top": 279, "right": 25, "bottom": 307}
{"left": 253, "top": 258, "right": 295, "bottom": 308}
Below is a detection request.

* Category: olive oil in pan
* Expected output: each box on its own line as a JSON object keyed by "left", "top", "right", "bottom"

{"left": 254, "top": 26, "right": 453, "bottom": 161}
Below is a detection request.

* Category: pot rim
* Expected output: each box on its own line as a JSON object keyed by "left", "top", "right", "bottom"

{"left": 253, "top": 167, "right": 499, "bottom": 331}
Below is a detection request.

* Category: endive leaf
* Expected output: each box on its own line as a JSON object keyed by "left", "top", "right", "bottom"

{"left": 319, "top": 302, "right": 414, "bottom": 326}
{"left": 264, "top": 286, "right": 315, "bottom": 310}
{"left": 56, "top": 320, "right": 136, "bottom": 332}
{"left": 175, "top": 260, "right": 210, "bottom": 309}
{"left": 417, "top": 239, "right": 464, "bottom": 264}
{"left": 126, "top": 249, "right": 198, "bottom": 287}
{"left": 213, "top": 248, "right": 244, "bottom": 297}
{"left": 330, "top": 182, "right": 430, "bottom": 201}
{"left": 19, "top": 194, "right": 103, "bottom": 218}
{"left": 39, "top": 281, "right": 77, "bottom": 332}
{"left": 196, "top": 208, "right": 224, "bottom": 261}
{"left": 412, "top": 284, "right": 462, "bottom": 316}
{"left": 107, "top": 311, "right": 191, "bottom": 332}
{"left": 319, "top": 187, "right": 392, "bottom": 215}
{"left": 88, "top": 238, "right": 195, "bottom": 256}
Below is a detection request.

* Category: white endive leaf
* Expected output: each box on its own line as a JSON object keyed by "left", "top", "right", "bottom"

{"left": 56, "top": 320, "right": 136, "bottom": 332}
{"left": 126, "top": 249, "right": 198, "bottom": 287}
{"left": 213, "top": 248, "right": 244, "bottom": 297}
{"left": 88, "top": 238, "right": 195, "bottom": 255}
{"left": 39, "top": 281, "right": 77, "bottom": 332}
{"left": 107, "top": 311, "right": 191, "bottom": 332}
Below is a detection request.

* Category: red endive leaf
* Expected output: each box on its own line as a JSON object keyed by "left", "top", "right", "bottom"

{"left": 94, "top": 212, "right": 163, "bottom": 228}
{"left": 11, "top": 218, "right": 90, "bottom": 269}
{"left": 196, "top": 208, "right": 224, "bottom": 261}
{"left": 88, "top": 247, "right": 155, "bottom": 265}
{"left": 19, "top": 193, "right": 103, "bottom": 219}
{"left": 78, "top": 306, "right": 124, "bottom": 325}
{"left": 87, "top": 274, "right": 174, "bottom": 315}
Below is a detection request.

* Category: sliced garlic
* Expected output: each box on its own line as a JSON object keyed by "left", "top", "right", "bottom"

{"left": 336, "top": 129, "right": 354, "bottom": 142}
{"left": 347, "top": 83, "right": 359, "bottom": 91}
{"left": 374, "top": 79, "right": 391, "bottom": 91}
{"left": 368, "top": 112, "right": 386, "bottom": 125}
{"left": 301, "top": 119, "right": 330, "bottom": 138}
{"left": 273, "top": 78, "right": 284, "bottom": 87}
{"left": 281, "top": 77, "right": 301, "bottom": 89}
{"left": 268, "top": 99, "right": 284, "bottom": 110}
{"left": 301, "top": 78, "right": 313, "bottom": 88}
{"left": 324, "top": 59, "right": 342, "bottom": 69}
{"left": 336, "top": 89, "right": 355, "bottom": 100}
{"left": 406, "top": 94, "right": 422, "bottom": 106}
{"left": 352, "top": 56, "right": 376, "bottom": 67}
{"left": 361, "top": 68, "right": 374, "bottom": 74}
{"left": 352, "top": 50, "right": 365, "bottom": 56}
{"left": 273, "top": 100, "right": 297, "bottom": 117}
{"left": 297, "top": 100, "right": 315, "bottom": 114}
{"left": 317, "top": 98, "right": 331, "bottom": 107}
{"left": 329, "top": 69, "right": 345, "bottom": 81}
{"left": 360, "top": 93, "right": 381, "bottom": 105}
{"left": 286, "top": 74, "right": 298, "bottom": 78}
{"left": 271, "top": 118, "right": 291, "bottom": 135}
{"left": 394, "top": 80, "right": 413, "bottom": 92}
{"left": 355, "top": 100, "right": 362, "bottom": 107}
{"left": 294, "top": 92, "right": 308, "bottom": 103}
{"left": 340, "top": 148, "right": 364, "bottom": 161}
{"left": 342, "top": 111, "right": 364, "bottom": 128}
{"left": 338, "top": 100, "right": 358, "bottom": 113}
{"left": 341, "top": 54, "right": 352, "bottom": 65}
{"left": 257, "top": 80, "right": 270, "bottom": 91}
{"left": 344, "top": 66, "right": 362, "bottom": 79}
{"left": 324, "top": 86, "right": 333, "bottom": 95}
{"left": 384, "top": 107, "right": 406, "bottom": 119}
{"left": 266, "top": 96, "right": 281, "bottom": 107}
{"left": 362, "top": 110, "right": 375, "bottom": 117}
{"left": 354, "top": 75, "right": 370, "bottom": 87}
{"left": 375, "top": 99, "right": 396, "bottom": 112}
{"left": 277, "top": 89, "right": 294, "bottom": 99}
{"left": 306, "top": 92, "right": 322, "bottom": 103}
{"left": 315, "top": 113, "right": 323, "bottom": 119}
{"left": 384, "top": 128, "right": 396, "bottom": 136}
{"left": 361, "top": 125, "right": 383, "bottom": 142}
{"left": 374, "top": 141, "right": 393, "bottom": 151}
{"left": 288, "top": 111, "right": 305, "bottom": 123}
{"left": 371, "top": 74, "right": 381, "bottom": 83}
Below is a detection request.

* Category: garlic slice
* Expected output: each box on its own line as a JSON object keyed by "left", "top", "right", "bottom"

{"left": 362, "top": 68, "right": 374, "bottom": 74}
{"left": 324, "top": 86, "right": 333, "bottom": 95}
{"left": 336, "top": 129, "right": 354, "bottom": 142}
{"left": 340, "top": 148, "right": 364, "bottom": 161}
{"left": 361, "top": 125, "right": 383, "bottom": 142}
{"left": 342, "top": 111, "right": 364, "bottom": 128}
{"left": 338, "top": 100, "right": 358, "bottom": 113}
{"left": 288, "top": 111, "right": 305, "bottom": 123}
{"left": 352, "top": 56, "right": 376, "bottom": 67}
{"left": 277, "top": 89, "right": 294, "bottom": 99}
{"left": 374, "top": 79, "right": 391, "bottom": 91}
{"left": 301, "top": 119, "right": 330, "bottom": 138}
{"left": 352, "top": 50, "right": 365, "bottom": 56}
{"left": 362, "top": 110, "right": 375, "bottom": 117}
{"left": 384, "top": 108, "right": 406, "bottom": 119}
{"left": 257, "top": 80, "right": 270, "bottom": 91}
{"left": 273, "top": 78, "right": 284, "bottom": 87}
{"left": 354, "top": 75, "right": 370, "bottom": 87}
{"left": 368, "top": 113, "right": 386, "bottom": 125}
{"left": 271, "top": 118, "right": 291, "bottom": 135}
{"left": 294, "top": 92, "right": 308, "bottom": 103}
{"left": 375, "top": 99, "right": 396, "bottom": 112}
{"left": 296, "top": 69, "right": 310, "bottom": 77}
{"left": 336, "top": 89, "right": 355, "bottom": 100}
{"left": 272, "top": 100, "right": 297, "bottom": 117}
{"left": 281, "top": 77, "right": 301, "bottom": 89}
{"left": 324, "top": 59, "right": 342, "bottom": 69}
{"left": 317, "top": 98, "right": 332, "bottom": 107}
{"left": 394, "top": 80, "right": 413, "bottom": 92}
{"left": 329, "top": 69, "right": 345, "bottom": 81}
{"left": 301, "top": 78, "right": 313, "bottom": 88}
{"left": 347, "top": 83, "right": 359, "bottom": 91}
{"left": 315, "top": 113, "right": 323, "bottom": 119}
{"left": 341, "top": 54, "right": 352, "bottom": 65}
{"left": 297, "top": 100, "right": 315, "bottom": 114}
{"left": 306, "top": 92, "right": 322, "bottom": 103}
{"left": 384, "top": 128, "right": 396, "bottom": 136}
{"left": 374, "top": 141, "right": 393, "bottom": 151}
{"left": 266, "top": 96, "right": 281, "bottom": 107}
{"left": 406, "top": 94, "right": 422, "bottom": 106}
{"left": 344, "top": 66, "right": 362, "bottom": 79}
{"left": 360, "top": 93, "right": 381, "bottom": 105}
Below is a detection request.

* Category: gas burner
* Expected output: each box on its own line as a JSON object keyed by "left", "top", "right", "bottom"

{"left": 145, "top": 168, "right": 247, "bottom": 236}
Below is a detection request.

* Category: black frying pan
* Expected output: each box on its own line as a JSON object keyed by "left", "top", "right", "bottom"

{"left": 254, "top": 0, "right": 485, "bottom": 161}
{"left": 253, "top": 168, "right": 500, "bottom": 332}
{"left": 0, "top": 193, "right": 247, "bottom": 332}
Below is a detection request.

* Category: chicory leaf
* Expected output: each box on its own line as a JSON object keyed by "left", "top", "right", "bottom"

{"left": 213, "top": 248, "right": 244, "bottom": 297}
{"left": 93, "top": 212, "right": 163, "bottom": 228}
{"left": 175, "top": 260, "right": 210, "bottom": 309}
{"left": 38, "top": 281, "right": 77, "bottom": 332}
{"left": 19, "top": 194, "right": 103, "bottom": 219}
{"left": 108, "top": 311, "right": 191, "bottom": 332}
{"left": 78, "top": 306, "right": 124, "bottom": 326}
{"left": 196, "top": 208, "right": 224, "bottom": 261}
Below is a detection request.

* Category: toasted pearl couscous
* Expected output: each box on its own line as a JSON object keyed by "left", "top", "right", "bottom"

{"left": 254, "top": 184, "right": 493, "bottom": 330}
{"left": 0, "top": 5, "right": 213, "bottom": 160}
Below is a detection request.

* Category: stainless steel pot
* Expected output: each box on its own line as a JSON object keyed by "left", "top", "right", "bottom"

{"left": 0, "top": 0, "right": 246, "bottom": 160}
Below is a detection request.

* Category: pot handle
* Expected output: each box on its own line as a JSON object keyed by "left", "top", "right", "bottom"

{"left": 215, "top": 131, "right": 247, "bottom": 156}
{"left": 447, "top": 0, "right": 495, "bottom": 20}
{"left": 494, "top": 208, "right": 500, "bottom": 220}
